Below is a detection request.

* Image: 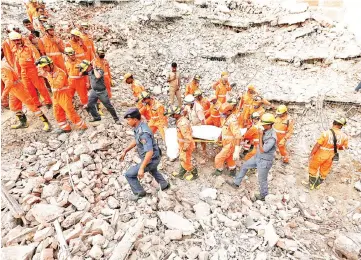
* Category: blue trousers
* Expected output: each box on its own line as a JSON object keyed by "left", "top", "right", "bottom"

{"left": 234, "top": 156, "right": 273, "bottom": 197}
{"left": 125, "top": 157, "right": 168, "bottom": 195}
{"left": 87, "top": 89, "right": 119, "bottom": 121}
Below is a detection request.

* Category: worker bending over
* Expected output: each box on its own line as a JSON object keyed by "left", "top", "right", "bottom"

{"left": 274, "top": 105, "right": 294, "bottom": 164}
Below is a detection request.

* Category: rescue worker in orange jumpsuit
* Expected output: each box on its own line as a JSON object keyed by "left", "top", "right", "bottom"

{"left": 184, "top": 94, "right": 207, "bottom": 154}
{"left": 11, "top": 31, "right": 52, "bottom": 108}
{"left": 64, "top": 47, "right": 89, "bottom": 106}
{"left": 38, "top": 24, "right": 66, "bottom": 71}
{"left": 36, "top": 56, "right": 87, "bottom": 133}
{"left": 1, "top": 80, "right": 9, "bottom": 108}
{"left": 26, "top": 0, "right": 38, "bottom": 23}
{"left": 166, "top": 106, "right": 198, "bottom": 181}
{"left": 79, "top": 22, "right": 95, "bottom": 62}
{"left": 214, "top": 72, "right": 231, "bottom": 104}
{"left": 214, "top": 102, "right": 242, "bottom": 176}
{"left": 273, "top": 105, "right": 294, "bottom": 164}
{"left": 249, "top": 96, "right": 266, "bottom": 118}
{"left": 1, "top": 49, "right": 50, "bottom": 131}
{"left": 65, "top": 29, "right": 88, "bottom": 61}
{"left": 94, "top": 47, "right": 112, "bottom": 98}
{"left": 239, "top": 85, "right": 257, "bottom": 128}
{"left": 194, "top": 89, "right": 210, "bottom": 113}
{"left": 138, "top": 91, "right": 168, "bottom": 141}
{"left": 23, "top": 19, "right": 41, "bottom": 49}
{"left": 308, "top": 118, "right": 349, "bottom": 190}
{"left": 123, "top": 73, "right": 150, "bottom": 119}
{"left": 35, "top": 15, "right": 48, "bottom": 35}
{"left": 205, "top": 96, "right": 221, "bottom": 127}
{"left": 242, "top": 112, "right": 261, "bottom": 161}
{"left": 185, "top": 75, "right": 201, "bottom": 96}
{"left": 2, "top": 25, "right": 22, "bottom": 68}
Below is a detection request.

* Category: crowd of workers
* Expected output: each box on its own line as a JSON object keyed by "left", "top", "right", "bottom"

{"left": 1, "top": 0, "right": 349, "bottom": 201}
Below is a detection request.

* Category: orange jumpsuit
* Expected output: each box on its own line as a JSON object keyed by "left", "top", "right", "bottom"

{"left": 43, "top": 66, "right": 86, "bottom": 130}
{"left": 140, "top": 99, "right": 168, "bottom": 140}
{"left": 185, "top": 80, "right": 199, "bottom": 96}
{"left": 215, "top": 113, "right": 242, "bottom": 170}
{"left": 243, "top": 125, "right": 260, "bottom": 161}
{"left": 2, "top": 39, "right": 16, "bottom": 68}
{"left": 249, "top": 105, "right": 265, "bottom": 118}
{"left": 80, "top": 34, "right": 95, "bottom": 62}
{"left": 65, "top": 40, "right": 87, "bottom": 60}
{"left": 94, "top": 57, "right": 112, "bottom": 98}
{"left": 65, "top": 58, "right": 89, "bottom": 105}
{"left": 177, "top": 116, "right": 195, "bottom": 171}
{"left": 14, "top": 44, "right": 52, "bottom": 107}
{"left": 200, "top": 97, "right": 210, "bottom": 113}
{"left": 26, "top": 3, "right": 37, "bottom": 23}
{"left": 273, "top": 115, "right": 294, "bottom": 163}
{"left": 205, "top": 102, "right": 221, "bottom": 127}
{"left": 1, "top": 80, "right": 9, "bottom": 107}
{"left": 215, "top": 81, "right": 231, "bottom": 104}
{"left": 1, "top": 60, "right": 41, "bottom": 115}
{"left": 38, "top": 35, "right": 66, "bottom": 71}
{"left": 239, "top": 91, "right": 255, "bottom": 127}
{"left": 131, "top": 80, "right": 145, "bottom": 98}
{"left": 309, "top": 127, "right": 348, "bottom": 179}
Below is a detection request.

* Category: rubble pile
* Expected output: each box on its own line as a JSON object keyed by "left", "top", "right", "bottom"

{"left": 1, "top": 0, "right": 361, "bottom": 259}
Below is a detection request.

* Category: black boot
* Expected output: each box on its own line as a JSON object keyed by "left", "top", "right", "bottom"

{"left": 184, "top": 168, "right": 198, "bottom": 181}
{"left": 39, "top": 114, "right": 50, "bottom": 132}
{"left": 11, "top": 113, "right": 29, "bottom": 129}
{"left": 229, "top": 168, "right": 236, "bottom": 177}
{"left": 314, "top": 177, "right": 324, "bottom": 189}
{"left": 172, "top": 165, "right": 187, "bottom": 179}
{"left": 212, "top": 169, "right": 223, "bottom": 176}
{"left": 309, "top": 175, "right": 318, "bottom": 190}
{"left": 55, "top": 129, "right": 71, "bottom": 135}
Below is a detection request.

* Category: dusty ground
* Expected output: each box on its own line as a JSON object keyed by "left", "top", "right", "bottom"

{"left": 1, "top": 0, "right": 361, "bottom": 259}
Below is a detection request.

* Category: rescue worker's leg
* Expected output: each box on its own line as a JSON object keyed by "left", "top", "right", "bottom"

{"left": 9, "top": 93, "right": 28, "bottom": 129}
{"left": 315, "top": 157, "right": 333, "bottom": 189}
{"left": 244, "top": 147, "right": 257, "bottom": 161}
{"left": 308, "top": 154, "right": 323, "bottom": 190}
{"left": 256, "top": 159, "right": 273, "bottom": 199}
{"left": 87, "top": 90, "right": 101, "bottom": 121}
{"left": 214, "top": 144, "right": 233, "bottom": 176}
{"left": 176, "top": 89, "right": 182, "bottom": 108}
{"left": 1, "top": 81, "right": 9, "bottom": 108}
{"left": 233, "top": 156, "right": 257, "bottom": 186}
{"left": 125, "top": 163, "right": 146, "bottom": 199}
{"left": 13, "top": 87, "right": 51, "bottom": 131}
{"left": 21, "top": 74, "right": 42, "bottom": 107}
{"left": 277, "top": 136, "right": 289, "bottom": 163}
{"left": 60, "top": 92, "right": 87, "bottom": 130}
{"left": 98, "top": 90, "right": 120, "bottom": 123}
{"left": 76, "top": 78, "right": 89, "bottom": 106}
{"left": 169, "top": 87, "right": 175, "bottom": 105}
{"left": 28, "top": 68, "right": 52, "bottom": 106}
{"left": 225, "top": 146, "right": 236, "bottom": 176}
{"left": 53, "top": 100, "right": 72, "bottom": 133}
{"left": 147, "top": 157, "right": 169, "bottom": 189}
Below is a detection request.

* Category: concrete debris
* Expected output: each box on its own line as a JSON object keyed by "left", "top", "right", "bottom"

{"left": 33, "top": 227, "right": 54, "bottom": 242}
{"left": 30, "top": 204, "right": 64, "bottom": 224}
{"left": 199, "top": 188, "right": 217, "bottom": 200}
{"left": 334, "top": 233, "right": 361, "bottom": 260}
{"left": 193, "top": 202, "right": 211, "bottom": 218}
{"left": 68, "top": 192, "right": 91, "bottom": 211}
{"left": 186, "top": 246, "right": 202, "bottom": 260}
{"left": 89, "top": 245, "right": 103, "bottom": 260}
{"left": 276, "top": 239, "right": 298, "bottom": 251}
{"left": 158, "top": 211, "right": 195, "bottom": 235}
{"left": 1, "top": 245, "right": 36, "bottom": 260}
{"left": 165, "top": 229, "right": 183, "bottom": 241}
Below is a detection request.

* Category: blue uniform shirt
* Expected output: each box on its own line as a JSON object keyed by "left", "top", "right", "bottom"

{"left": 134, "top": 122, "right": 161, "bottom": 160}
{"left": 256, "top": 128, "right": 277, "bottom": 161}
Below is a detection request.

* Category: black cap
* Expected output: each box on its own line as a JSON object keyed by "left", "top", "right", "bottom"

{"left": 124, "top": 108, "right": 141, "bottom": 119}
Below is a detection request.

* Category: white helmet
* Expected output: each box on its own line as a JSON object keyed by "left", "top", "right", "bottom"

{"left": 184, "top": 94, "right": 195, "bottom": 104}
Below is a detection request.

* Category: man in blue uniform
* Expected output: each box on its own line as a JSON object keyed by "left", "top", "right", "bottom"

{"left": 120, "top": 108, "right": 169, "bottom": 201}
{"left": 226, "top": 113, "right": 277, "bottom": 201}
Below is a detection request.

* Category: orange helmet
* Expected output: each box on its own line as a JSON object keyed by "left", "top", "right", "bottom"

{"left": 220, "top": 103, "right": 234, "bottom": 114}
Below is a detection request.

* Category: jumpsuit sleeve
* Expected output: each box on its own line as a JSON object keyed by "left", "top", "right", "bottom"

{"left": 31, "top": 45, "right": 41, "bottom": 60}
{"left": 226, "top": 82, "right": 231, "bottom": 91}
{"left": 285, "top": 119, "right": 294, "bottom": 140}
{"left": 47, "top": 70, "right": 67, "bottom": 90}
{"left": 37, "top": 38, "right": 45, "bottom": 55}
{"left": 185, "top": 84, "right": 190, "bottom": 96}
{"left": 212, "top": 80, "right": 219, "bottom": 90}
{"left": 340, "top": 135, "right": 349, "bottom": 150}
{"left": 1, "top": 69, "right": 15, "bottom": 96}
{"left": 317, "top": 131, "right": 327, "bottom": 146}
{"left": 229, "top": 119, "right": 242, "bottom": 140}
{"left": 215, "top": 85, "right": 220, "bottom": 99}
{"left": 262, "top": 136, "right": 276, "bottom": 153}
{"left": 139, "top": 132, "right": 154, "bottom": 153}
{"left": 180, "top": 122, "right": 192, "bottom": 142}
{"left": 58, "top": 38, "right": 65, "bottom": 52}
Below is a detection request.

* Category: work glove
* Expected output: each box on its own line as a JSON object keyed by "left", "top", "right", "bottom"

{"left": 233, "top": 146, "right": 240, "bottom": 161}
{"left": 182, "top": 144, "right": 189, "bottom": 152}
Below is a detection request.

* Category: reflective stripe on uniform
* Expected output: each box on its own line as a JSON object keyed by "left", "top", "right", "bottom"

{"left": 211, "top": 115, "right": 220, "bottom": 118}
{"left": 320, "top": 147, "right": 334, "bottom": 151}
{"left": 103, "top": 72, "right": 109, "bottom": 76}
{"left": 274, "top": 129, "right": 286, "bottom": 134}
{"left": 47, "top": 52, "right": 62, "bottom": 56}
{"left": 178, "top": 138, "right": 191, "bottom": 143}
{"left": 75, "top": 53, "right": 84, "bottom": 58}
{"left": 222, "top": 135, "right": 235, "bottom": 140}
{"left": 52, "top": 87, "right": 70, "bottom": 92}
{"left": 69, "top": 75, "right": 83, "bottom": 79}
{"left": 13, "top": 79, "right": 22, "bottom": 85}
{"left": 218, "top": 95, "right": 226, "bottom": 97}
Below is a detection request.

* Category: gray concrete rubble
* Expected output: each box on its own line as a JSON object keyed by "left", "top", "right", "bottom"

{"left": 1, "top": 0, "right": 361, "bottom": 260}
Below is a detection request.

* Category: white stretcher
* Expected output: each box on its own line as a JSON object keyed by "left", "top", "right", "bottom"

{"left": 165, "top": 125, "right": 247, "bottom": 160}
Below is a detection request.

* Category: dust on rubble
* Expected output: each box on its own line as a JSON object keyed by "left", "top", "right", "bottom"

{"left": 1, "top": 0, "right": 361, "bottom": 260}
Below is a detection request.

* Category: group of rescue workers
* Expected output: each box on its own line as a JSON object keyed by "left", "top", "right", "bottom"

{"left": 1, "top": 0, "right": 349, "bottom": 201}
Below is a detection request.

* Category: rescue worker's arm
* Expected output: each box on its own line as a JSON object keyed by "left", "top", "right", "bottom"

{"left": 226, "top": 82, "right": 231, "bottom": 91}
{"left": 284, "top": 119, "right": 294, "bottom": 140}
{"left": 185, "top": 84, "right": 190, "bottom": 96}
{"left": 46, "top": 70, "right": 67, "bottom": 90}
{"left": 310, "top": 143, "right": 321, "bottom": 157}
{"left": 338, "top": 137, "right": 349, "bottom": 150}
{"left": 37, "top": 38, "right": 46, "bottom": 55}
{"left": 119, "top": 140, "right": 136, "bottom": 161}
{"left": 212, "top": 80, "right": 219, "bottom": 90}
{"left": 230, "top": 120, "right": 242, "bottom": 160}
{"left": 56, "top": 38, "right": 65, "bottom": 53}
{"left": 1, "top": 70, "right": 14, "bottom": 99}
{"left": 31, "top": 45, "right": 41, "bottom": 60}
{"left": 92, "top": 65, "right": 103, "bottom": 79}
{"left": 138, "top": 133, "right": 154, "bottom": 179}
{"left": 258, "top": 130, "right": 276, "bottom": 153}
